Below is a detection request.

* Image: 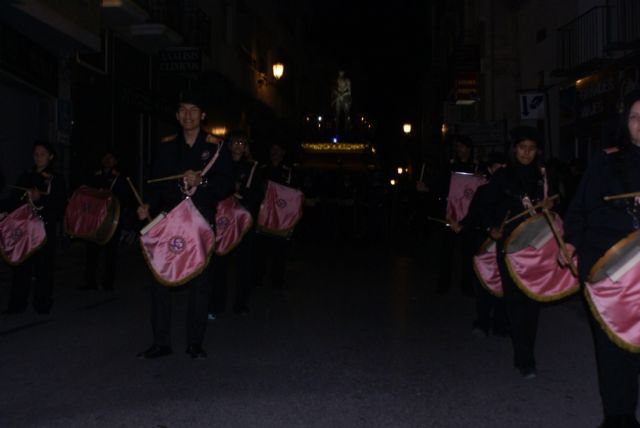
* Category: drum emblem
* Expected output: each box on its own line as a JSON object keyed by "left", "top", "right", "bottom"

{"left": 168, "top": 236, "right": 186, "bottom": 254}
{"left": 9, "top": 228, "right": 24, "bottom": 244}
{"left": 463, "top": 187, "right": 475, "bottom": 200}
{"left": 276, "top": 198, "right": 287, "bottom": 209}
{"left": 217, "top": 216, "right": 230, "bottom": 232}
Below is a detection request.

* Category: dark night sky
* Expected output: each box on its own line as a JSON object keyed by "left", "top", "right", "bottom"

{"left": 301, "top": 1, "right": 431, "bottom": 130}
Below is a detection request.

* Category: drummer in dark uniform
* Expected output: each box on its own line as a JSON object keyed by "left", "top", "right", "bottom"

{"left": 562, "top": 90, "right": 640, "bottom": 428}
{"left": 431, "top": 134, "right": 478, "bottom": 295}
{"left": 136, "top": 92, "right": 234, "bottom": 359}
{"left": 81, "top": 151, "right": 130, "bottom": 291}
{"left": 451, "top": 151, "right": 508, "bottom": 337}
{"left": 484, "top": 126, "right": 555, "bottom": 379}
{"left": 209, "top": 130, "right": 263, "bottom": 318}
{"left": 2, "top": 141, "right": 67, "bottom": 315}
{"left": 255, "top": 142, "right": 297, "bottom": 290}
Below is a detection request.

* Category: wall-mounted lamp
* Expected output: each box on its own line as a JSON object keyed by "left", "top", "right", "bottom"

{"left": 257, "top": 62, "right": 285, "bottom": 87}
{"left": 402, "top": 123, "right": 412, "bottom": 134}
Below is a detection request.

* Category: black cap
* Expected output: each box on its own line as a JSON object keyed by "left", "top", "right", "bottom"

{"left": 177, "top": 90, "right": 206, "bottom": 110}
{"left": 509, "top": 126, "right": 543, "bottom": 146}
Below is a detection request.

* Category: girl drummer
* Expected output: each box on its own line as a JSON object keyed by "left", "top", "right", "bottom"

{"left": 485, "top": 126, "right": 555, "bottom": 379}
{"left": 562, "top": 90, "right": 640, "bottom": 428}
{"left": 209, "top": 130, "right": 262, "bottom": 318}
{"left": 3, "top": 141, "right": 67, "bottom": 315}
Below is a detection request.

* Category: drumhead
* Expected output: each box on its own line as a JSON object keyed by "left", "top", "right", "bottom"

{"left": 589, "top": 230, "right": 640, "bottom": 284}
{"left": 504, "top": 213, "right": 554, "bottom": 254}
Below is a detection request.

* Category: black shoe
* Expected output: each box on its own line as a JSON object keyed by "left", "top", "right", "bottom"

{"left": 519, "top": 366, "right": 537, "bottom": 379}
{"left": 137, "top": 345, "right": 172, "bottom": 359}
{"left": 598, "top": 415, "right": 640, "bottom": 428}
{"left": 186, "top": 344, "right": 207, "bottom": 359}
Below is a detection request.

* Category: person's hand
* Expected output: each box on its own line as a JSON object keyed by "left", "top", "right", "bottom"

{"left": 542, "top": 197, "right": 555, "bottom": 210}
{"left": 489, "top": 227, "right": 503, "bottom": 241}
{"left": 137, "top": 204, "right": 150, "bottom": 220}
{"left": 449, "top": 219, "right": 463, "bottom": 233}
{"left": 558, "top": 243, "right": 576, "bottom": 266}
{"left": 28, "top": 188, "right": 42, "bottom": 202}
{"left": 416, "top": 181, "right": 429, "bottom": 192}
{"left": 184, "top": 170, "right": 202, "bottom": 187}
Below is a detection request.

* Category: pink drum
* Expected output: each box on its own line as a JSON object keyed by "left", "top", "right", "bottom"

{"left": 65, "top": 185, "right": 120, "bottom": 245}
{"left": 446, "top": 172, "right": 486, "bottom": 223}
{"left": 0, "top": 204, "right": 47, "bottom": 265}
{"left": 140, "top": 198, "right": 215, "bottom": 287}
{"left": 504, "top": 212, "right": 579, "bottom": 302}
{"left": 257, "top": 180, "right": 304, "bottom": 238}
{"left": 473, "top": 238, "right": 503, "bottom": 297}
{"left": 214, "top": 196, "right": 253, "bottom": 256}
{"left": 585, "top": 230, "right": 640, "bottom": 352}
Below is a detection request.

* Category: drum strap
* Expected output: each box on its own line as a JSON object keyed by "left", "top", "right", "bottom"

{"left": 109, "top": 175, "right": 119, "bottom": 191}
{"left": 181, "top": 141, "right": 224, "bottom": 197}
{"left": 246, "top": 161, "right": 259, "bottom": 189}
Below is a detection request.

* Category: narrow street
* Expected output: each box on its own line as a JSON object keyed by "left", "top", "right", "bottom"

{"left": 0, "top": 235, "right": 602, "bottom": 427}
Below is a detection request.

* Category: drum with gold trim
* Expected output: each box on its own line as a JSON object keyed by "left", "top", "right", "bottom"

{"left": 0, "top": 204, "right": 47, "bottom": 265}
{"left": 64, "top": 185, "right": 120, "bottom": 245}
{"left": 140, "top": 198, "right": 215, "bottom": 287}
{"left": 257, "top": 181, "right": 304, "bottom": 238}
{"left": 504, "top": 212, "right": 579, "bottom": 301}
{"left": 585, "top": 230, "right": 640, "bottom": 352}
{"left": 214, "top": 196, "right": 253, "bottom": 256}
{"left": 473, "top": 238, "right": 503, "bottom": 297}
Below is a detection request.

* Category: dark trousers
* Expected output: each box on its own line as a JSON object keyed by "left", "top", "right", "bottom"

{"left": 591, "top": 311, "right": 640, "bottom": 419}
{"left": 473, "top": 277, "right": 508, "bottom": 333}
{"left": 497, "top": 247, "right": 540, "bottom": 370}
{"left": 436, "top": 229, "right": 475, "bottom": 295}
{"left": 209, "top": 231, "right": 256, "bottom": 313}
{"left": 255, "top": 233, "right": 290, "bottom": 289}
{"left": 8, "top": 232, "right": 57, "bottom": 314}
{"left": 149, "top": 265, "right": 211, "bottom": 348}
{"left": 84, "top": 230, "right": 119, "bottom": 289}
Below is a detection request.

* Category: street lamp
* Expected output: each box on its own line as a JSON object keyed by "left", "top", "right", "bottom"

{"left": 257, "top": 62, "right": 285, "bottom": 87}
{"left": 272, "top": 62, "right": 284, "bottom": 80}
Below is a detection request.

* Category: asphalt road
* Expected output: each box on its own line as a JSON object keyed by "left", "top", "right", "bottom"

{"left": 0, "top": 235, "right": 606, "bottom": 427}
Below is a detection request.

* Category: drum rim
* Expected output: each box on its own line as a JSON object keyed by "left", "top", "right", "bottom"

{"left": 588, "top": 229, "right": 640, "bottom": 284}
{"left": 472, "top": 244, "right": 504, "bottom": 297}
{"left": 64, "top": 187, "right": 121, "bottom": 245}
{"left": 504, "top": 211, "right": 551, "bottom": 252}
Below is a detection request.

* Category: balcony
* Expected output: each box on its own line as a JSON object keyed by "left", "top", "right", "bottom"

{"left": 607, "top": 0, "right": 640, "bottom": 50}
{"left": 101, "top": 0, "right": 148, "bottom": 26}
{"left": 101, "top": 0, "right": 183, "bottom": 53}
{"left": 554, "top": 6, "right": 612, "bottom": 77}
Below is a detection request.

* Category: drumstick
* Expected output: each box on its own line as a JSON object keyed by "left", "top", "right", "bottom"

{"left": 603, "top": 191, "right": 640, "bottom": 201}
{"left": 146, "top": 170, "right": 204, "bottom": 184}
{"left": 146, "top": 173, "right": 185, "bottom": 184}
{"left": 505, "top": 194, "right": 559, "bottom": 225}
{"left": 419, "top": 163, "right": 425, "bottom": 182}
{"left": 126, "top": 177, "right": 151, "bottom": 222}
{"left": 8, "top": 185, "right": 49, "bottom": 196}
{"left": 428, "top": 216, "right": 450, "bottom": 227}
{"left": 542, "top": 208, "right": 578, "bottom": 277}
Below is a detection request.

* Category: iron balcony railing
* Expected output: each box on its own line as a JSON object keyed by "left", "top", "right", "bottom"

{"left": 557, "top": 6, "right": 609, "bottom": 72}
{"left": 607, "top": 0, "right": 640, "bottom": 49}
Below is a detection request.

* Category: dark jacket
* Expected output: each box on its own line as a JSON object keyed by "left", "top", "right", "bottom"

{"left": 563, "top": 146, "right": 640, "bottom": 279}
{"left": 147, "top": 131, "right": 234, "bottom": 221}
